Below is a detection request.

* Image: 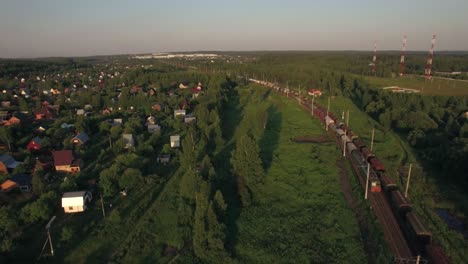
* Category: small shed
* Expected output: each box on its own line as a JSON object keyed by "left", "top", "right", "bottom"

{"left": 61, "top": 191, "right": 93, "bottom": 213}
{"left": 170, "top": 135, "right": 180, "bottom": 148}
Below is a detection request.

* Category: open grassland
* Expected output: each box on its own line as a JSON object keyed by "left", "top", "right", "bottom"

{"left": 231, "top": 86, "right": 370, "bottom": 263}
{"left": 364, "top": 75, "right": 468, "bottom": 96}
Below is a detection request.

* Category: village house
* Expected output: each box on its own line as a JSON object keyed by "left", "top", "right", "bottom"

{"left": 27, "top": 137, "right": 42, "bottom": 152}
{"left": 0, "top": 154, "right": 22, "bottom": 174}
{"left": 10, "top": 173, "right": 32, "bottom": 192}
{"left": 184, "top": 115, "right": 196, "bottom": 124}
{"left": 71, "top": 132, "right": 89, "bottom": 145}
{"left": 0, "top": 179, "right": 18, "bottom": 192}
{"left": 76, "top": 109, "right": 85, "bottom": 116}
{"left": 170, "top": 135, "right": 180, "bottom": 148}
{"left": 61, "top": 191, "right": 93, "bottom": 213}
{"left": 147, "top": 124, "right": 161, "bottom": 134}
{"left": 35, "top": 101, "right": 57, "bottom": 120}
{"left": 1, "top": 101, "right": 11, "bottom": 108}
{"left": 157, "top": 154, "right": 171, "bottom": 164}
{"left": 51, "top": 150, "right": 81, "bottom": 173}
{"left": 146, "top": 116, "right": 156, "bottom": 125}
{"left": 174, "top": 109, "right": 186, "bottom": 118}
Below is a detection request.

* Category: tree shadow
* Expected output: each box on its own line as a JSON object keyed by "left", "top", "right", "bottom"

{"left": 259, "top": 105, "right": 282, "bottom": 171}
{"left": 214, "top": 87, "right": 244, "bottom": 257}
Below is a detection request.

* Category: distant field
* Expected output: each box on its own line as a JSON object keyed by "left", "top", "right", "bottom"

{"left": 364, "top": 75, "right": 468, "bottom": 96}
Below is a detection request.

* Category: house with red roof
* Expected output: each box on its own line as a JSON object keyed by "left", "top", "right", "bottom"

{"left": 27, "top": 137, "right": 42, "bottom": 152}
{"left": 51, "top": 150, "right": 81, "bottom": 173}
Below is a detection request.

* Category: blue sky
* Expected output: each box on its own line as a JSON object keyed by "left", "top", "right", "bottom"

{"left": 0, "top": 0, "right": 467, "bottom": 57}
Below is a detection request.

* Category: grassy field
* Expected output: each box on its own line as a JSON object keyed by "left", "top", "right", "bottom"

{"left": 229, "top": 85, "right": 372, "bottom": 263}
{"left": 315, "top": 95, "right": 468, "bottom": 263}
{"left": 364, "top": 74, "right": 468, "bottom": 96}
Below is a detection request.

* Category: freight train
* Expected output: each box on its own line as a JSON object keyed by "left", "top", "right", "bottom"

{"left": 311, "top": 102, "right": 450, "bottom": 264}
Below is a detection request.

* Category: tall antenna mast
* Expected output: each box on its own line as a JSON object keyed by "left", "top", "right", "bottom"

{"left": 424, "top": 34, "right": 436, "bottom": 79}
{"left": 371, "top": 41, "right": 377, "bottom": 75}
{"left": 399, "top": 35, "right": 407, "bottom": 76}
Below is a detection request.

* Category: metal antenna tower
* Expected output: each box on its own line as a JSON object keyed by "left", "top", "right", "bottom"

{"left": 424, "top": 34, "right": 436, "bottom": 79}
{"left": 371, "top": 41, "right": 377, "bottom": 75}
{"left": 399, "top": 35, "right": 407, "bottom": 76}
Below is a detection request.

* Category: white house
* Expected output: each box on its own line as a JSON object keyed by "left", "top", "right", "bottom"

{"left": 170, "top": 135, "right": 180, "bottom": 148}
{"left": 174, "top": 109, "right": 186, "bottom": 118}
{"left": 61, "top": 191, "right": 93, "bottom": 213}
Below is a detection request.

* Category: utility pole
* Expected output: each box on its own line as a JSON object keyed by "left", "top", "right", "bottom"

{"left": 45, "top": 216, "right": 56, "bottom": 256}
{"left": 326, "top": 97, "right": 330, "bottom": 131}
{"left": 365, "top": 163, "right": 370, "bottom": 199}
{"left": 343, "top": 136, "right": 346, "bottom": 157}
{"left": 299, "top": 84, "right": 302, "bottom": 104}
{"left": 416, "top": 255, "right": 420, "bottom": 264}
{"left": 372, "top": 41, "right": 377, "bottom": 76}
{"left": 311, "top": 96, "right": 315, "bottom": 116}
{"left": 370, "top": 128, "right": 375, "bottom": 151}
{"left": 101, "top": 195, "right": 106, "bottom": 217}
{"left": 404, "top": 163, "right": 413, "bottom": 198}
{"left": 346, "top": 110, "right": 350, "bottom": 127}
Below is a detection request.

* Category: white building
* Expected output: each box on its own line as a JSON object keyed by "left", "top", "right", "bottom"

{"left": 61, "top": 191, "right": 93, "bottom": 213}
{"left": 170, "top": 135, "right": 180, "bottom": 148}
{"left": 174, "top": 109, "right": 186, "bottom": 118}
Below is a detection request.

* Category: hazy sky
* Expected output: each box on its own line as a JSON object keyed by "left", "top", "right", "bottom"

{"left": 0, "top": 0, "right": 467, "bottom": 58}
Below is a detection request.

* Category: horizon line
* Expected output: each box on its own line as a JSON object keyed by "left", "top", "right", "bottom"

{"left": 2, "top": 49, "right": 468, "bottom": 60}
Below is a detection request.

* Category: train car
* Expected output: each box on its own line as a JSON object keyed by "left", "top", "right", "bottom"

{"left": 335, "top": 128, "right": 345, "bottom": 137}
{"left": 350, "top": 150, "right": 381, "bottom": 193}
{"left": 338, "top": 122, "right": 350, "bottom": 132}
{"left": 346, "top": 142, "right": 357, "bottom": 154}
{"left": 340, "top": 135, "right": 352, "bottom": 144}
{"left": 329, "top": 112, "right": 338, "bottom": 121}
{"left": 390, "top": 190, "right": 412, "bottom": 215}
{"left": 360, "top": 146, "right": 375, "bottom": 161}
{"left": 404, "top": 211, "right": 432, "bottom": 253}
{"left": 425, "top": 245, "right": 451, "bottom": 264}
{"left": 369, "top": 157, "right": 385, "bottom": 172}
{"left": 379, "top": 173, "right": 397, "bottom": 192}
{"left": 325, "top": 116, "right": 335, "bottom": 127}
{"left": 352, "top": 137, "right": 366, "bottom": 150}
{"left": 346, "top": 129, "right": 356, "bottom": 139}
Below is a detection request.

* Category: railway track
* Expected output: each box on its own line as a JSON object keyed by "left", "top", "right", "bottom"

{"left": 269, "top": 87, "right": 416, "bottom": 261}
